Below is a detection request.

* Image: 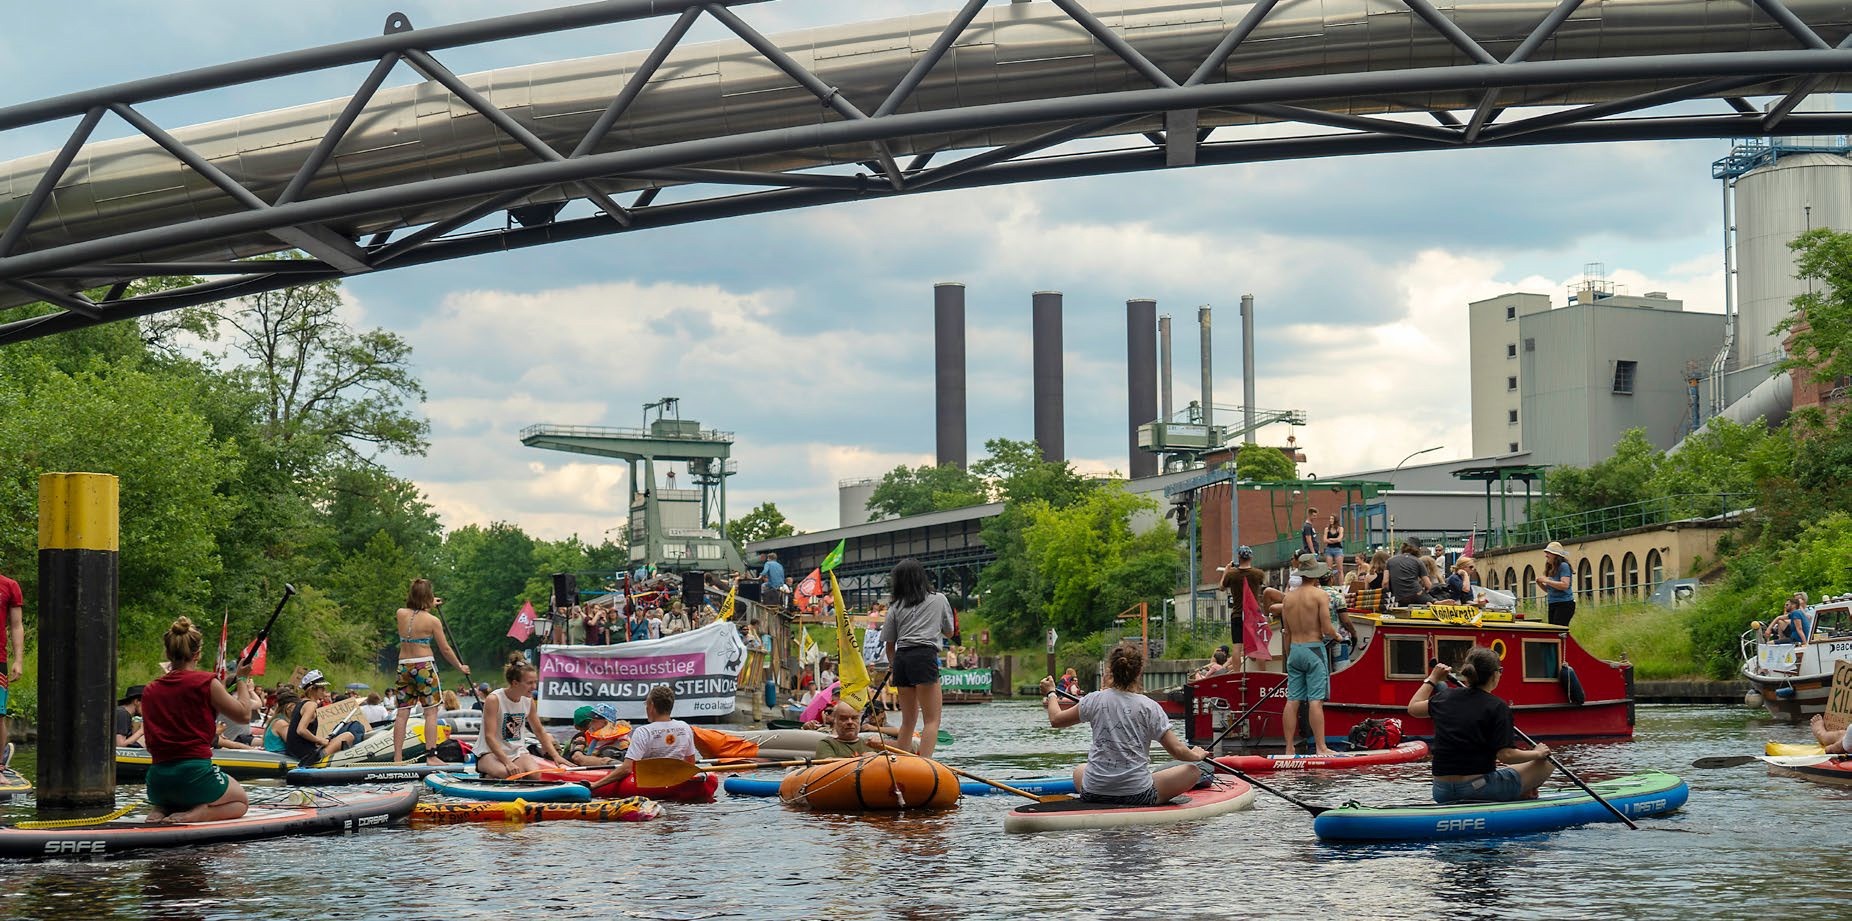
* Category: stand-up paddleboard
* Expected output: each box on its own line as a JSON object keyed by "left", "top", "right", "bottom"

{"left": 0, "top": 766, "right": 31, "bottom": 799}
{"left": 423, "top": 772, "right": 591, "bottom": 803}
{"left": 1313, "top": 771, "right": 1688, "bottom": 841}
{"left": 115, "top": 747, "right": 294, "bottom": 782}
{"left": 287, "top": 762, "right": 463, "bottom": 786}
{"left": 0, "top": 788, "right": 420, "bottom": 860}
{"left": 410, "top": 797, "right": 661, "bottom": 824}
{"left": 1215, "top": 741, "right": 1429, "bottom": 772}
{"left": 724, "top": 773, "right": 1076, "bottom": 798}
{"left": 1003, "top": 778, "right": 1255, "bottom": 833}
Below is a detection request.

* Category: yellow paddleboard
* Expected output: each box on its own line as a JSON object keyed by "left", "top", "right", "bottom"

{"left": 1766, "top": 740, "right": 1827, "bottom": 756}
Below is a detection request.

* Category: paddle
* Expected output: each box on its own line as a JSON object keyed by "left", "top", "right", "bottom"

{"left": 869, "top": 741, "right": 1071, "bottom": 803}
{"left": 1691, "top": 755, "right": 1764, "bottom": 769}
{"left": 631, "top": 756, "right": 857, "bottom": 788}
{"left": 1049, "top": 686, "right": 1333, "bottom": 816}
{"left": 1432, "top": 661, "right": 1638, "bottom": 830}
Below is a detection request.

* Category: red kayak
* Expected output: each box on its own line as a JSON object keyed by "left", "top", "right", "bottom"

{"left": 1215, "top": 740, "right": 1429, "bottom": 772}
{"left": 1764, "top": 753, "right": 1852, "bottom": 787}
{"left": 535, "top": 768, "right": 720, "bottom": 803}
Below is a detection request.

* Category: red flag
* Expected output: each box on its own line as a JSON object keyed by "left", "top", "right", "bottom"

{"left": 796, "top": 568, "right": 823, "bottom": 610}
{"left": 239, "top": 637, "right": 269, "bottom": 676}
{"left": 1463, "top": 531, "right": 1476, "bottom": 558}
{"left": 1241, "top": 581, "right": 1272, "bottom": 661}
{"left": 508, "top": 600, "right": 537, "bottom": 641}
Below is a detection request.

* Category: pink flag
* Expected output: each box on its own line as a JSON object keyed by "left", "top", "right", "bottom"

{"left": 214, "top": 611, "right": 230, "bottom": 681}
{"left": 1241, "top": 581, "right": 1273, "bottom": 661}
{"left": 508, "top": 600, "right": 537, "bottom": 641}
{"left": 1463, "top": 531, "right": 1476, "bottom": 558}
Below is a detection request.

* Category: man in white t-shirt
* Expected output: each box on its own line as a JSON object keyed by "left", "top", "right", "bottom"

{"left": 589, "top": 684, "right": 696, "bottom": 788}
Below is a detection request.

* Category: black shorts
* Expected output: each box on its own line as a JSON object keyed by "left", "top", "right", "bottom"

{"left": 891, "top": 645, "right": 942, "bottom": 688}
{"left": 1547, "top": 601, "right": 1576, "bottom": 626}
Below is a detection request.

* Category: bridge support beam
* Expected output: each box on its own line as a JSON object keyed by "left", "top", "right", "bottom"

{"left": 36, "top": 473, "right": 119, "bottom": 809}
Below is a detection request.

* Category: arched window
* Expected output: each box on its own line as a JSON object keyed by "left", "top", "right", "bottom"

{"left": 1622, "top": 552, "right": 1640, "bottom": 598}
{"left": 1577, "top": 559, "right": 1594, "bottom": 600}
{"left": 1485, "top": 568, "right": 1498, "bottom": 590}
{"left": 1504, "top": 567, "right": 1517, "bottom": 595}
{"left": 1522, "top": 565, "right": 1537, "bottom": 602}
{"left": 1599, "top": 555, "right": 1616, "bottom": 601}
{"left": 1646, "top": 549, "right": 1664, "bottom": 594}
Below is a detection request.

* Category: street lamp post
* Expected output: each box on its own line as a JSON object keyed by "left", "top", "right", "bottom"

{"left": 1388, "top": 445, "right": 1444, "bottom": 547}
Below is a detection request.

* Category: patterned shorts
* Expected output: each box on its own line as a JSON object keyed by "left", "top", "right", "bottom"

{"left": 395, "top": 659, "right": 440, "bottom": 708}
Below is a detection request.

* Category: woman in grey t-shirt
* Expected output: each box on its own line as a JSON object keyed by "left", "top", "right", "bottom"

{"left": 1039, "top": 643, "right": 1210, "bottom": 805}
{"left": 878, "top": 559, "right": 955, "bottom": 758}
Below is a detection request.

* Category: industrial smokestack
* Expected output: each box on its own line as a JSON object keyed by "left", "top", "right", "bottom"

{"left": 1127, "top": 299, "right": 1158, "bottom": 478}
{"left": 1032, "top": 290, "right": 1065, "bottom": 463}
{"left": 1198, "top": 306, "right": 1213, "bottom": 433}
{"left": 1241, "top": 294, "right": 1256, "bottom": 445}
{"left": 934, "top": 282, "right": 967, "bottom": 469}
{"left": 1159, "top": 313, "right": 1174, "bottom": 422}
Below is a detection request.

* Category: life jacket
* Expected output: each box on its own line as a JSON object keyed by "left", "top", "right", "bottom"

{"left": 1346, "top": 717, "right": 1403, "bottom": 751}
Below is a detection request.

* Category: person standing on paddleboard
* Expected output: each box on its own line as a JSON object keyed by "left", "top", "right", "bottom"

{"left": 1408, "top": 647, "right": 1553, "bottom": 803}
{"left": 392, "top": 579, "right": 471, "bottom": 764}
{"left": 1280, "top": 560, "right": 1340, "bottom": 757}
{"left": 0, "top": 569, "right": 23, "bottom": 767}
{"left": 141, "top": 617, "right": 254, "bottom": 824}
{"left": 880, "top": 558, "right": 955, "bottom": 759}
{"left": 477, "top": 655, "right": 571, "bottom": 779}
{"left": 1039, "top": 643, "right": 1211, "bottom": 805}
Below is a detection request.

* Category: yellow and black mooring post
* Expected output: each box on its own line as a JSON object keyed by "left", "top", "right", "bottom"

{"left": 38, "top": 473, "right": 119, "bottom": 808}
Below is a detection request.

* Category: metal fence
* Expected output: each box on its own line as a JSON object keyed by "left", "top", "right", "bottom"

{"left": 1496, "top": 493, "right": 1750, "bottom": 548}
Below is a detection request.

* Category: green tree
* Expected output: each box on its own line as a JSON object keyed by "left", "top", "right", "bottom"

{"left": 865, "top": 463, "right": 989, "bottom": 520}
{"left": 727, "top": 501, "right": 798, "bottom": 553}
{"left": 440, "top": 522, "right": 539, "bottom": 664}
{"left": 1781, "top": 228, "right": 1852, "bottom": 387}
{"left": 972, "top": 438, "right": 1093, "bottom": 507}
{"left": 1536, "top": 428, "right": 1663, "bottom": 522}
{"left": 1235, "top": 444, "right": 1297, "bottom": 481}
{"left": 983, "top": 486, "right": 1183, "bottom": 643}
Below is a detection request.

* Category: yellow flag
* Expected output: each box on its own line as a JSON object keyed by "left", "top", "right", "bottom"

{"left": 830, "top": 572, "right": 872, "bottom": 710}
{"left": 717, "top": 581, "right": 737, "bottom": 621}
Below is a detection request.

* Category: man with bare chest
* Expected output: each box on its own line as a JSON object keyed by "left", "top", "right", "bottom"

{"left": 1279, "top": 560, "right": 1339, "bottom": 756}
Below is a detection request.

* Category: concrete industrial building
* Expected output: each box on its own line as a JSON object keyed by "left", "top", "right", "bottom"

{"left": 1468, "top": 281, "right": 1724, "bottom": 468}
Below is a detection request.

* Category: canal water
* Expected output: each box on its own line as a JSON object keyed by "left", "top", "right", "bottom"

{"left": 2, "top": 703, "right": 1846, "bottom": 920}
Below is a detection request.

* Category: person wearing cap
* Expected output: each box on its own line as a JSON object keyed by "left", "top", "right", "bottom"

{"left": 282, "top": 670, "right": 362, "bottom": 765}
{"left": 1534, "top": 542, "right": 1575, "bottom": 626}
{"left": 1219, "top": 546, "right": 1284, "bottom": 646}
{"left": 565, "top": 704, "right": 629, "bottom": 766}
{"left": 1279, "top": 558, "right": 1340, "bottom": 756}
{"left": 115, "top": 685, "right": 146, "bottom": 748}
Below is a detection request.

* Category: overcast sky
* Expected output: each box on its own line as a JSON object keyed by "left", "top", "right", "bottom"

{"left": 1, "top": 1, "right": 1757, "bottom": 539}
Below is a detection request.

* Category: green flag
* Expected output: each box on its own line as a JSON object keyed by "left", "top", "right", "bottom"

{"left": 820, "top": 538, "right": 846, "bottom": 573}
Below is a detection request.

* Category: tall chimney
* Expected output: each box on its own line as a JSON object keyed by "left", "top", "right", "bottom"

{"left": 1127, "top": 299, "right": 1158, "bottom": 478}
{"left": 1159, "top": 313, "right": 1173, "bottom": 423}
{"left": 934, "top": 282, "right": 967, "bottom": 468}
{"left": 1032, "top": 291, "right": 1065, "bottom": 462}
{"left": 1240, "top": 294, "right": 1256, "bottom": 445}
{"left": 1198, "top": 306, "right": 1213, "bottom": 433}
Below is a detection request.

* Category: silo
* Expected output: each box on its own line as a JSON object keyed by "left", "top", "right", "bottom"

{"left": 1733, "top": 152, "right": 1852, "bottom": 367}
{"left": 839, "top": 477, "right": 882, "bottom": 527}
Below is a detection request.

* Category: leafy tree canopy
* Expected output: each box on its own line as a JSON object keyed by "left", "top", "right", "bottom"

{"left": 1234, "top": 444, "right": 1297, "bottom": 481}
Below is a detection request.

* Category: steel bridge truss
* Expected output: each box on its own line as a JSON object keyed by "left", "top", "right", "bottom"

{"left": 4, "top": 0, "right": 1852, "bottom": 343}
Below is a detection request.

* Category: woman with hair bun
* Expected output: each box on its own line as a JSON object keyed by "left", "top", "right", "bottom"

{"left": 476, "top": 654, "right": 571, "bottom": 779}
{"left": 1038, "top": 642, "right": 1210, "bottom": 805}
{"left": 1407, "top": 646, "right": 1554, "bottom": 803}
{"left": 139, "top": 617, "right": 254, "bottom": 823}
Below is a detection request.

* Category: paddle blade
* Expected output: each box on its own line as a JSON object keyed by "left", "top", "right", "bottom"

{"left": 1691, "top": 756, "right": 1762, "bottom": 769}
{"left": 632, "top": 757, "right": 699, "bottom": 788}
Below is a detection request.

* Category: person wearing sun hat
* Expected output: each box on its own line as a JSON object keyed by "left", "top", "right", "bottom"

{"left": 1534, "top": 541, "right": 1576, "bottom": 627}
{"left": 565, "top": 704, "right": 629, "bottom": 766}
{"left": 1279, "top": 557, "right": 1340, "bottom": 756}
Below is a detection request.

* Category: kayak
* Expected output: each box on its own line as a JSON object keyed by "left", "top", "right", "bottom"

{"left": 424, "top": 772, "right": 591, "bottom": 804}
{"left": 0, "top": 766, "right": 31, "bottom": 798}
{"left": 532, "top": 768, "right": 720, "bottom": 804}
{"left": 1766, "top": 741, "right": 1826, "bottom": 756}
{"left": 410, "top": 796, "right": 661, "bottom": 824}
{"left": 0, "top": 788, "right": 419, "bottom": 861}
{"left": 724, "top": 773, "right": 1076, "bottom": 798}
{"left": 287, "top": 763, "right": 463, "bottom": 786}
{"left": 1313, "top": 771, "right": 1689, "bottom": 842}
{"left": 115, "top": 747, "right": 294, "bottom": 782}
{"left": 1216, "top": 741, "right": 1429, "bottom": 772}
{"left": 732, "top": 729, "right": 832, "bottom": 760}
{"left": 1762, "top": 753, "right": 1852, "bottom": 786}
{"left": 1003, "top": 777, "right": 1255, "bottom": 833}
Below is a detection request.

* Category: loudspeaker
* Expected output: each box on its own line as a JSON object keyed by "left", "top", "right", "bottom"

{"left": 552, "top": 572, "right": 578, "bottom": 611}
{"left": 684, "top": 570, "right": 705, "bottom": 607}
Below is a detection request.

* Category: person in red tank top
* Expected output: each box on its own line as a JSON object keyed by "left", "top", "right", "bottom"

{"left": 0, "top": 571, "right": 24, "bottom": 767}
{"left": 141, "top": 617, "right": 254, "bottom": 823}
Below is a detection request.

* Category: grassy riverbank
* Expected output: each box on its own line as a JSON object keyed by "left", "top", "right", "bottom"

{"left": 1567, "top": 602, "right": 1707, "bottom": 680}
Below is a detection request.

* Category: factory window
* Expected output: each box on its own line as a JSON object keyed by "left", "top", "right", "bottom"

{"left": 1509, "top": 442, "right": 1520, "bottom": 453}
{"left": 1506, "top": 376, "right": 1517, "bottom": 391}
{"left": 1506, "top": 305, "right": 1517, "bottom": 320}
{"left": 1507, "top": 410, "right": 1518, "bottom": 425}
{"left": 1524, "top": 338, "right": 1535, "bottom": 352}
{"left": 1522, "top": 565, "right": 1536, "bottom": 602}
{"left": 1612, "top": 360, "right": 1637, "bottom": 395}
{"left": 1506, "top": 343, "right": 1517, "bottom": 358}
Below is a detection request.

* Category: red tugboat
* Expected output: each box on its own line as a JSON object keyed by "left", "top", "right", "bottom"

{"left": 1170, "top": 605, "right": 1634, "bottom": 751}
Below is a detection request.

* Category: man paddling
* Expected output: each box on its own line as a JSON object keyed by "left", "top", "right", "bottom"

{"left": 1279, "top": 560, "right": 1340, "bottom": 757}
{"left": 589, "top": 685, "right": 696, "bottom": 789}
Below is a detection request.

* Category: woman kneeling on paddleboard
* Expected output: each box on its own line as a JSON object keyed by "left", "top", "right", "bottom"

{"left": 477, "top": 654, "right": 571, "bottom": 779}
{"left": 1039, "top": 643, "right": 1210, "bottom": 806}
{"left": 142, "top": 617, "right": 254, "bottom": 824}
{"left": 1408, "top": 647, "right": 1553, "bottom": 803}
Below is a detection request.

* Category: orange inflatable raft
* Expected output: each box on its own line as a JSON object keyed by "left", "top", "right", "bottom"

{"left": 777, "top": 753, "right": 960, "bottom": 811}
{"left": 410, "top": 796, "right": 661, "bottom": 824}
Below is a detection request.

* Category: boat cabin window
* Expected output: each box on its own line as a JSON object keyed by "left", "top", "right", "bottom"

{"left": 1387, "top": 636, "right": 1428, "bottom": 679}
{"left": 1813, "top": 606, "right": 1851, "bottom": 639}
{"left": 1435, "top": 638, "right": 1476, "bottom": 671}
{"left": 1523, "top": 639, "right": 1562, "bottom": 681}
